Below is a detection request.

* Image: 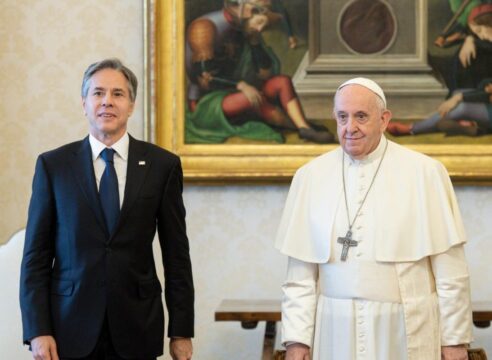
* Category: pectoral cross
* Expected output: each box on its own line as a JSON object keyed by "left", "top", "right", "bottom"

{"left": 337, "top": 230, "right": 358, "bottom": 261}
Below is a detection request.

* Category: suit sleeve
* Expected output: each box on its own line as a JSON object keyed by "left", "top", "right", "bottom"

{"left": 19, "top": 155, "right": 56, "bottom": 344}
{"left": 157, "top": 157, "right": 194, "bottom": 338}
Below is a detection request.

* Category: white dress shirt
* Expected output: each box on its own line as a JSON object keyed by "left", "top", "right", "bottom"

{"left": 89, "top": 133, "right": 129, "bottom": 208}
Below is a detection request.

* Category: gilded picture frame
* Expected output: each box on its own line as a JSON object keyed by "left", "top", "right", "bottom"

{"left": 149, "top": 0, "right": 492, "bottom": 184}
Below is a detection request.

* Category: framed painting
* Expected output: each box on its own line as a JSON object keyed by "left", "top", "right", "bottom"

{"left": 149, "top": 0, "right": 492, "bottom": 184}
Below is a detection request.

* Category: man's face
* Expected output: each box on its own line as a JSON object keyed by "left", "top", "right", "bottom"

{"left": 334, "top": 85, "right": 391, "bottom": 159}
{"left": 82, "top": 68, "right": 134, "bottom": 141}
{"left": 469, "top": 23, "right": 492, "bottom": 42}
{"left": 243, "top": 13, "right": 269, "bottom": 35}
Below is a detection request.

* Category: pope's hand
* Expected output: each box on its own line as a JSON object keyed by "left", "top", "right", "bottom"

{"left": 441, "top": 345, "right": 468, "bottom": 360}
{"left": 285, "top": 343, "right": 310, "bottom": 360}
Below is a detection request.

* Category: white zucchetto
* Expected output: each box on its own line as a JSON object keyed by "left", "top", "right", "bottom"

{"left": 337, "top": 77, "right": 387, "bottom": 108}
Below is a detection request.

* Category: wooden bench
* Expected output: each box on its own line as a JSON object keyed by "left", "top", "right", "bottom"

{"left": 215, "top": 300, "right": 281, "bottom": 360}
{"left": 215, "top": 299, "right": 492, "bottom": 359}
{"left": 473, "top": 301, "right": 492, "bottom": 328}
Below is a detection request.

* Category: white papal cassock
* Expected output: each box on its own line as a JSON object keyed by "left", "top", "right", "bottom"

{"left": 275, "top": 137, "right": 473, "bottom": 360}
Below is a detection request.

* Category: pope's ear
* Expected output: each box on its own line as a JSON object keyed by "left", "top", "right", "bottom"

{"left": 382, "top": 109, "right": 392, "bottom": 124}
{"left": 381, "top": 109, "right": 392, "bottom": 131}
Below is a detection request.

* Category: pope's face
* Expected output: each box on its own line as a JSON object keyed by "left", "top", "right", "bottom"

{"left": 334, "top": 85, "right": 391, "bottom": 159}
{"left": 82, "top": 68, "right": 134, "bottom": 142}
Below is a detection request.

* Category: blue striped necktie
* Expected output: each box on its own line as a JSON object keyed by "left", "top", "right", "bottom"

{"left": 99, "top": 148, "right": 120, "bottom": 234}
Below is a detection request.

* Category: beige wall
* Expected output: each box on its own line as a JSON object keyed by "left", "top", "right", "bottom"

{"left": 1, "top": 1, "right": 491, "bottom": 359}
{"left": 0, "top": 0, "right": 144, "bottom": 243}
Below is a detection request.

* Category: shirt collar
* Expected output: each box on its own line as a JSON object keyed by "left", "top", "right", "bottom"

{"left": 89, "top": 132, "right": 129, "bottom": 161}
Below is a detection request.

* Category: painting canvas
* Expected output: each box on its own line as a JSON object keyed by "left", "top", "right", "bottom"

{"left": 152, "top": 0, "right": 492, "bottom": 183}
{"left": 183, "top": 0, "right": 333, "bottom": 146}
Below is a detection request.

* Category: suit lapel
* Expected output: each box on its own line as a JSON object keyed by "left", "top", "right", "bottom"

{"left": 113, "top": 136, "right": 151, "bottom": 237}
{"left": 70, "top": 137, "right": 108, "bottom": 236}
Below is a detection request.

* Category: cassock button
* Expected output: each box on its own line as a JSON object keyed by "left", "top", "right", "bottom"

{"left": 359, "top": 346, "right": 365, "bottom": 352}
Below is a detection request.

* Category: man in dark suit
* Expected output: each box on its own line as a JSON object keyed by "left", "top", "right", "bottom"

{"left": 20, "top": 58, "right": 194, "bottom": 360}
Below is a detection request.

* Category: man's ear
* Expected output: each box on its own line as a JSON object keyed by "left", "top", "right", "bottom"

{"left": 128, "top": 101, "right": 135, "bottom": 118}
{"left": 81, "top": 97, "right": 87, "bottom": 115}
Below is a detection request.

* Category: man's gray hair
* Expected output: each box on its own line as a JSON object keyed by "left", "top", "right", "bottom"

{"left": 81, "top": 58, "right": 138, "bottom": 102}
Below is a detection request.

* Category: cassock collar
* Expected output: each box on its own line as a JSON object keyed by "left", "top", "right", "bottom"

{"left": 347, "top": 135, "right": 387, "bottom": 165}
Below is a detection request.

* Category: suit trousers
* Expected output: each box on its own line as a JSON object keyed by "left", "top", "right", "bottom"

{"left": 61, "top": 314, "right": 156, "bottom": 360}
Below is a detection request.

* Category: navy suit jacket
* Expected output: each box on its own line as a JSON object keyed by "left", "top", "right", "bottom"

{"left": 20, "top": 135, "right": 194, "bottom": 358}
